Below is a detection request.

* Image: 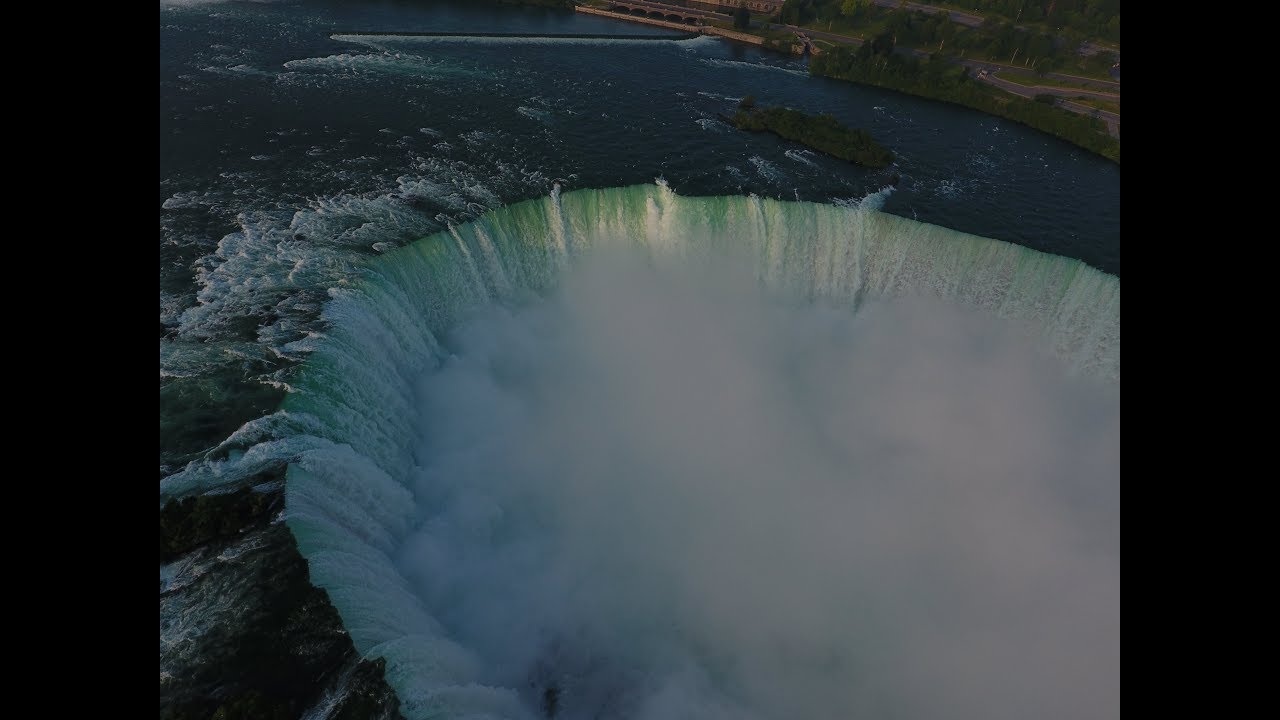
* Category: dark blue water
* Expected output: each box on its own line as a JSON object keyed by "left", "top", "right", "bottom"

{"left": 160, "top": 0, "right": 1118, "bottom": 470}
{"left": 160, "top": 6, "right": 1121, "bottom": 715}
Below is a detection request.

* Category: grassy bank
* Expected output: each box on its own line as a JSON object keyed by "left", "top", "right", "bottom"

{"left": 781, "top": 1, "right": 1118, "bottom": 80}
{"left": 995, "top": 70, "right": 1118, "bottom": 94}
{"left": 810, "top": 45, "right": 1119, "bottom": 163}
{"left": 1067, "top": 96, "right": 1120, "bottom": 114}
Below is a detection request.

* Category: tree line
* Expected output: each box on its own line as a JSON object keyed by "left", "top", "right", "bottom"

{"left": 777, "top": 0, "right": 1117, "bottom": 74}
{"left": 809, "top": 42, "right": 1119, "bottom": 163}
{"left": 941, "top": 0, "right": 1119, "bottom": 42}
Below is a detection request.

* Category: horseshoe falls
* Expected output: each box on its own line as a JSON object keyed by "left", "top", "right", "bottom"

{"left": 161, "top": 1, "right": 1121, "bottom": 715}
{"left": 283, "top": 183, "right": 1119, "bottom": 720}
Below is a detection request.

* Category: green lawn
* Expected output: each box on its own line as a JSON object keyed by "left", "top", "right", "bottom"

{"left": 793, "top": 14, "right": 886, "bottom": 41}
{"left": 1066, "top": 96, "right": 1120, "bottom": 115}
{"left": 957, "top": 49, "right": 1116, "bottom": 81}
{"left": 995, "top": 71, "right": 1116, "bottom": 93}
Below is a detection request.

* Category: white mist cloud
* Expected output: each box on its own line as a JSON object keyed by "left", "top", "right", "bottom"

{"left": 395, "top": 247, "right": 1119, "bottom": 720}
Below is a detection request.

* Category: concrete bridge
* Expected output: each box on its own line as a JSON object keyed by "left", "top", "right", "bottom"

{"left": 606, "top": 1, "right": 708, "bottom": 25}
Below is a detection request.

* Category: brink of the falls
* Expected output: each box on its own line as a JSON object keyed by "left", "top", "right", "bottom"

{"left": 282, "top": 183, "right": 1119, "bottom": 720}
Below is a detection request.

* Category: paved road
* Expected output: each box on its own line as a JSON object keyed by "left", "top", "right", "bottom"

{"left": 977, "top": 73, "right": 1119, "bottom": 137}
{"left": 782, "top": 23, "right": 1120, "bottom": 137}
{"left": 957, "top": 57, "right": 1119, "bottom": 91}
{"left": 988, "top": 73, "right": 1118, "bottom": 101}
{"left": 1039, "top": 69, "right": 1118, "bottom": 90}
{"left": 867, "top": 0, "right": 1121, "bottom": 63}
{"left": 585, "top": 3, "right": 1121, "bottom": 135}
{"left": 603, "top": 0, "right": 1121, "bottom": 94}
{"left": 779, "top": 23, "right": 866, "bottom": 46}
{"left": 1059, "top": 99, "right": 1119, "bottom": 137}
{"left": 773, "top": 23, "right": 1116, "bottom": 92}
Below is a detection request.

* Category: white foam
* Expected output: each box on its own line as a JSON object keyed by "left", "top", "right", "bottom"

{"left": 749, "top": 155, "right": 787, "bottom": 182}
{"left": 702, "top": 57, "right": 808, "bottom": 77}
{"left": 784, "top": 148, "right": 818, "bottom": 166}
{"left": 696, "top": 90, "right": 742, "bottom": 102}
{"left": 516, "top": 106, "right": 551, "bottom": 123}
{"left": 282, "top": 52, "right": 486, "bottom": 83}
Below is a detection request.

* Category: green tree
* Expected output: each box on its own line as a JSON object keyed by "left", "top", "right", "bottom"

{"left": 806, "top": 44, "right": 1119, "bottom": 163}
{"left": 779, "top": 0, "right": 817, "bottom": 25}
{"left": 734, "top": 3, "right": 751, "bottom": 29}
{"left": 871, "top": 31, "right": 895, "bottom": 57}
{"left": 938, "top": 14, "right": 956, "bottom": 52}
{"left": 1104, "top": 15, "right": 1119, "bottom": 42}
{"left": 1026, "top": 32, "right": 1053, "bottom": 69}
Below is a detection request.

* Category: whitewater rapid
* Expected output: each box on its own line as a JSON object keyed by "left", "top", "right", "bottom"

{"left": 273, "top": 184, "right": 1118, "bottom": 719}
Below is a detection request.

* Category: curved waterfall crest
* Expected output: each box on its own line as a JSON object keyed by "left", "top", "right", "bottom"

{"left": 284, "top": 183, "right": 1119, "bottom": 719}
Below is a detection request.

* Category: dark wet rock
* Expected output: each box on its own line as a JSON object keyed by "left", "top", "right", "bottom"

{"left": 160, "top": 493, "right": 403, "bottom": 720}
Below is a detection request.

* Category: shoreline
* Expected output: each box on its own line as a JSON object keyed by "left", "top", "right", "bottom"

{"left": 575, "top": 5, "right": 774, "bottom": 48}
{"left": 576, "top": 5, "right": 1117, "bottom": 159}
